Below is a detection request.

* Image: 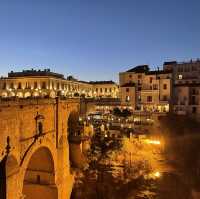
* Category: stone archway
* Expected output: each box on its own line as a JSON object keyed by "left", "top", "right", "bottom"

{"left": 50, "top": 91, "right": 56, "bottom": 98}
{"left": 24, "top": 92, "right": 31, "bottom": 98}
{"left": 22, "top": 147, "right": 58, "bottom": 199}
{"left": 9, "top": 92, "right": 15, "bottom": 97}
{"left": 1, "top": 91, "right": 8, "bottom": 97}
{"left": 33, "top": 91, "right": 39, "bottom": 97}
{"left": 16, "top": 92, "right": 23, "bottom": 98}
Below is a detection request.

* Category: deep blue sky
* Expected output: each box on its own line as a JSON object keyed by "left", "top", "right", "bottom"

{"left": 0, "top": 0, "right": 199, "bottom": 82}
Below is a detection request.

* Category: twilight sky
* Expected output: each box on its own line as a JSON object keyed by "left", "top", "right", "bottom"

{"left": 0, "top": 0, "right": 199, "bottom": 82}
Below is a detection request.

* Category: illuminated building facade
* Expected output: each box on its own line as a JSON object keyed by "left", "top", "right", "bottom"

{"left": 89, "top": 81, "right": 119, "bottom": 98}
{"left": 164, "top": 60, "right": 200, "bottom": 118}
{"left": 119, "top": 65, "right": 172, "bottom": 112}
{"left": 0, "top": 69, "right": 119, "bottom": 99}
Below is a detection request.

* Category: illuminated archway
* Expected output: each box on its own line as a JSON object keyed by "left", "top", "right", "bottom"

{"left": 1, "top": 92, "right": 8, "bottom": 98}
{"left": 41, "top": 91, "right": 48, "bottom": 97}
{"left": 16, "top": 92, "right": 23, "bottom": 98}
{"left": 22, "top": 147, "right": 58, "bottom": 199}
{"left": 33, "top": 91, "right": 39, "bottom": 97}
{"left": 49, "top": 91, "right": 56, "bottom": 98}
{"left": 24, "top": 92, "right": 31, "bottom": 98}
{"left": 9, "top": 92, "right": 15, "bottom": 97}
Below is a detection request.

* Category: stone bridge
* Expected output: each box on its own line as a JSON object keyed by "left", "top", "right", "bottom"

{"left": 0, "top": 97, "right": 85, "bottom": 199}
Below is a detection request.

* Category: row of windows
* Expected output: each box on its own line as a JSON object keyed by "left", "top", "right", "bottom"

{"left": 175, "top": 106, "right": 197, "bottom": 114}
{"left": 129, "top": 74, "right": 142, "bottom": 79}
{"left": 128, "top": 75, "right": 170, "bottom": 83}
{"left": 177, "top": 65, "right": 198, "bottom": 72}
{"left": 177, "top": 80, "right": 199, "bottom": 84}
{"left": 125, "top": 84, "right": 167, "bottom": 92}
{"left": 0, "top": 82, "right": 118, "bottom": 95}
{"left": 147, "top": 84, "right": 167, "bottom": 90}
{"left": 95, "top": 87, "right": 116, "bottom": 93}
{"left": 0, "top": 82, "right": 82, "bottom": 90}
{"left": 147, "top": 95, "right": 168, "bottom": 102}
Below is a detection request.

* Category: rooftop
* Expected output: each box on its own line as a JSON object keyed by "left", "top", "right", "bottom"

{"left": 163, "top": 61, "right": 177, "bottom": 65}
{"left": 8, "top": 69, "right": 64, "bottom": 79}
{"left": 126, "top": 65, "right": 149, "bottom": 73}
{"left": 163, "top": 59, "right": 200, "bottom": 65}
{"left": 125, "top": 65, "right": 172, "bottom": 75}
{"left": 89, "top": 81, "right": 116, "bottom": 85}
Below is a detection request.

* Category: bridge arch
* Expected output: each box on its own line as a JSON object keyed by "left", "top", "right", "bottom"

{"left": 21, "top": 144, "right": 58, "bottom": 199}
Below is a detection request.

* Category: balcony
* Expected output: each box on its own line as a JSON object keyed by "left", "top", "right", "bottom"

{"left": 175, "top": 110, "right": 187, "bottom": 115}
{"left": 190, "top": 91, "right": 199, "bottom": 95}
{"left": 189, "top": 101, "right": 199, "bottom": 105}
{"left": 180, "top": 101, "right": 186, "bottom": 105}
{"left": 141, "top": 88, "right": 159, "bottom": 93}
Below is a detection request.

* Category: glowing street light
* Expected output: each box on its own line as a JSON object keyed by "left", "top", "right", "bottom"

{"left": 144, "top": 139, "right": 161, "bottom": 145}
{"left": 146, "top": 171, "right": 161, "bottom": 179}
{"left": 79, "top": 117, "right": 82, "bottom": 122}
{"left": 154, "top": 171, "right": 161, "bottom": 178}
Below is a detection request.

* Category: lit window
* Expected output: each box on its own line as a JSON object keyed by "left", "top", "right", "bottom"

{"left": 163, "top": 84, "right": 167, "bottom": 90}
{"left": 178, "top": 75, "right": 183, "bottom": 80}
{"left": 126, "top": 96, "right": 130, "bottom": 102}
{"left": 147, "top": 96, "right": 152, "bottom": 102}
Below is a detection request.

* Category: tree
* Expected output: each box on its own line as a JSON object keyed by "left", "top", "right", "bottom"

{"left": 121, "top": 109, "right": 131, "bottom": 118}
{"left": 113, "top": 107, "right": 122, "bottom": 117}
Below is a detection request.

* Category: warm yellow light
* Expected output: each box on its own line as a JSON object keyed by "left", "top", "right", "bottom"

{"left": 145, "top": 139, "right": 161, "bottom": 145}
{"left": 154, "top": 171, "right": 161, "bottom": 178}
